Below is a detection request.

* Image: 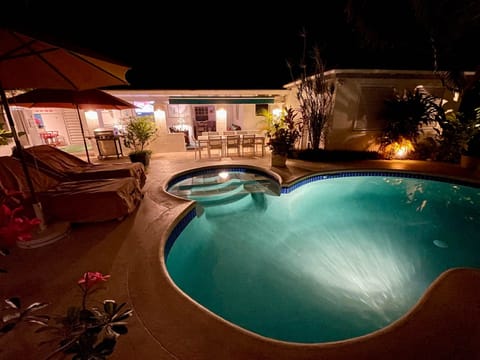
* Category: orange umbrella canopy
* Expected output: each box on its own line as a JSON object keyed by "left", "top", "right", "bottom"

{"left": 0, "top": 28, "right": 130, "bottom": 90}
{"left": 8, "top": 88, "right": 135, "bottom": 110}
{"left": 0, "top": 27, "right": 132, "bottom": 200}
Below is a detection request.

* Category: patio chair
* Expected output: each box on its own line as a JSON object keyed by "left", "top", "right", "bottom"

{"left": 0, "top": 156, "right": 143, "bottom": 224}
{"left": 207, "top": 135, "right": 223, "bottom": 158}
{"left": 241, "top": 134, "right": 256, "bottom": 156}
{"left": 14, "top": 145, "right": 146, "bottom": 188}
{"left": 224, "top": 135, "right": 241, "bottom": 157}
{"left": 194, "top": 137, "right": 209, "bottom": 160}
{"left": 254, "top": 134, "right": 266, "bottom": 157}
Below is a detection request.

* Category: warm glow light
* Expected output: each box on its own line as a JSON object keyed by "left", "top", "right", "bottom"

{"left": 154, "top": 109, "right": 165, "bottom": 118}
{"left": 384, "top": 138, "right": 415, "bottom": 159}
{"left": 84, "top": 110, "right": 98, "bottom": 120}
{"left": 218, "top": 171, "right": 229, "bottom": 180}
{"left": 272, "top": 108, "right": 282, "bottom": 119}
{"left": 216, "top": 108, "right": 227, "bottom": 117}
{"left": 154, "top": 109, "right": 166, "bottom": 132}
{"left": 453, "top": 91, "right": 460, "bottom": 102}
{"left": 216, "top": 108, "right": 227, "bottom": 133}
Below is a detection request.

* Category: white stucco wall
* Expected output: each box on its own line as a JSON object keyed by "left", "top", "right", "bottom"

{"left": 285, "top": 69, "right": 462, "bottom": 151}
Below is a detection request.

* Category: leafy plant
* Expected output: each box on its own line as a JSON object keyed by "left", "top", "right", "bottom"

{"left": 287, "top": 30, "right": 335, "bottom": 150}
{"left": 263, "top": 107, "right": 303, "bottom": 156}
{"left": 0, "top": 122, "right": 25, "bottom": 146}
{"left": 36, "top": 271, "right": 132, "bottom": 360}
{"left": 122, "top": 115, "right": 157, "bottom": 155}
{"left": 0, "top": 188, "right": 41, "bottom": 250}
{"left": 1, "top": 187, "right": 47, "bottom": 332}
{"left": 1, "top": 297, "right": 49, "bottom": 334}
{"left": 435, "top": 108, "right": 480, "bottom": 162}
{"left": 379, "top": 87, "right": 446, "bottom": 154}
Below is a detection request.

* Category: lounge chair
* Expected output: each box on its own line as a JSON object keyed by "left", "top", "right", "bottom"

{"left": 13, "top": 145, "right": 146, "bottom": 188}
{"left": 0, "top": 156, "right": 143, "bottom": 223}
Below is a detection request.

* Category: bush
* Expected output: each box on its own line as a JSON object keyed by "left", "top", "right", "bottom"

{"left": 122, "top": 115, "right": 157, "bottom": 154}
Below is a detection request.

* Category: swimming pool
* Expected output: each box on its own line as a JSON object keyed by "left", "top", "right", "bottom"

{"left": 165, "top": 169, "right": 480, "bottom": 343}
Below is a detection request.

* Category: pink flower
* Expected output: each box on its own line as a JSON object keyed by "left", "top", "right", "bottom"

{"left": 0, "top": 204, "right": 41, "bottom": 248}
{"left": 78, "top": 272, "right": 111, "bottom": 291}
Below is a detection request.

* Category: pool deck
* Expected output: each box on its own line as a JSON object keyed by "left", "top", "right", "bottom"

{"left": 2, "top": 151, "right": 480, "bottom": 359}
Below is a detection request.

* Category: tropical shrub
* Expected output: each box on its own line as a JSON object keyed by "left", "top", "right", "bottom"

{"left": 263, "top": 107, "right": 303, "bottom": 156}
{"left": 378, "top": 87, "right": 446, "bottom": 158}
{"left": 1, "top": 271, "right": 132, "bottom": 359}
{"left": 435, "top": 108, "right": 480, "bottom": 162}
{"left": 122, "top": 115, "right": 158, "bottom": 155}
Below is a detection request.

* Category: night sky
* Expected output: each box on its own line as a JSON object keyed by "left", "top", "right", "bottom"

{"left": 1, "top": 1, "right": 477, "bottom": 89}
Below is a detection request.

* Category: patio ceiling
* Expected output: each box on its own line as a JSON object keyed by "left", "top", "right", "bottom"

{"left": 168, "top": 96, "right": 275, "bottom": 104}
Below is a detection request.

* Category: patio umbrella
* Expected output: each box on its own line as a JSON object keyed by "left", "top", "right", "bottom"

{"left": 8, "top": 88, "right": 136, "bottom": 163}
{"left": 0, "top": 27, "right": 130, "bottom": 238}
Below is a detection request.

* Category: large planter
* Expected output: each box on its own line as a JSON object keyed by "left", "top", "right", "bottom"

{"left": 128, "top": 151, "right": 151, "bottom": 168}
{"left": 460, "top": 154, "right": 480, "bottom": 170}
{"left": 271, "top": 153, "right": 287, "bottom": 167}
{"left": 16, "top": 221, "right": 71, "bottom": 249}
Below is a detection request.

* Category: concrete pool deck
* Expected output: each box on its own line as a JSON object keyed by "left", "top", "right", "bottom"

{"left": 2, "top": 151, "right": 480, "bottom": 359}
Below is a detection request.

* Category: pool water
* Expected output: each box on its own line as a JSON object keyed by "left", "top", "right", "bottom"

{"left": 165, "top": 174, "right": 480, "bottom": 343}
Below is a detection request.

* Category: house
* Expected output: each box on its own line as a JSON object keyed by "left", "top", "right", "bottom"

{"left": 1, "top": 89, "right": 287, "bottom": 158}
{"left": 106, "top": 89, "right": 288, "bottom": 154}
{"left": 1, "top": 69, "right": 466, "bottom": 157}
{"left": 283, "top": 69, "right": 463, "bottom": 151}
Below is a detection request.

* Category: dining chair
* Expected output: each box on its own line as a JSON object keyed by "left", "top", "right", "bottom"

{"left": 225, "top": 135, "right": 241, "bottom": 157}
{"left": 241, "top": 134, "right": 256, "bottom": 157}
{"left": 194, "top": 137, "right": 209, "bottom": 159}
{"left": 254, "top": 134, "right": 266, "bottom": 157}
{"left": 207, "top": 135, "right": 223, "bottom": 158}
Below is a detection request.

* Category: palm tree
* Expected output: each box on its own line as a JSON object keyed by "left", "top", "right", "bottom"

{"left": 344, "top": 0, "right": 480, "bottom": 114}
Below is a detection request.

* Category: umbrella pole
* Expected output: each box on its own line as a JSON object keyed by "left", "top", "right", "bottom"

{"left": 75, "top": 105, "right": 91, "bottom": 163}
{"left": 0, "top": 85, "right": 46, "bottom": 230}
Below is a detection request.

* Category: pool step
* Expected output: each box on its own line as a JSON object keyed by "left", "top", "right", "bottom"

{"left": 189, "top": 182, "right": 246, "bottom": 204}
{"left": 175, "top": 172, "right": 274, "bottom": 192}
{"left": 202, "top": 192, "right": 266, "bottom": 219}
{"left": 178, "top": 179, "right": 279, "bottom": 203}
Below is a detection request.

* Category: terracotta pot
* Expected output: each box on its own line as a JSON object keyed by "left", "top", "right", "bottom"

{"left": 271, "top": 153, "right": 287, "bottom": 167}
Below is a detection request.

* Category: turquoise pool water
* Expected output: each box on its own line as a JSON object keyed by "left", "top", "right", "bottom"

{"left": 165, "top": 171, "right": 480, "bottom": 343}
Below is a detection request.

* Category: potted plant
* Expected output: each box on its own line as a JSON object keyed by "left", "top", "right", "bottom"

{"left": 263, "top": 107, "right": 303, "bottom": 167}
{"left": 122, "top": 115, "right": 158, "bottom": 167}
{"left": 436, "top": 108, "right": 480, "bottom": 167}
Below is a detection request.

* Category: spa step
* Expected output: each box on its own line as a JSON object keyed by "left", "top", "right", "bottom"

{"left": 203, "top": 193, "right": 262, "bottom": 219}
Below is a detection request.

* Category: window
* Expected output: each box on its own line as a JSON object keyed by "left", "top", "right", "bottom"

{"left": 194, "top": 106, "right": 209, "bottom": 121}
{"left": 255, "top": 104, "right": 269, "bottom": 116}
{"left": 354, "top": 87, "right": 392, "bottom": 131}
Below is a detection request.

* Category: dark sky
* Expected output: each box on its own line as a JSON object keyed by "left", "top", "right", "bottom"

{"left": 1, "top": 1, "right": 477, "bottom": 90}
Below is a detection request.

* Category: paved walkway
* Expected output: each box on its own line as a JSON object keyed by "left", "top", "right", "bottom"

{"left": 2, "top": 152, "right": 479, "bottom": 359}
